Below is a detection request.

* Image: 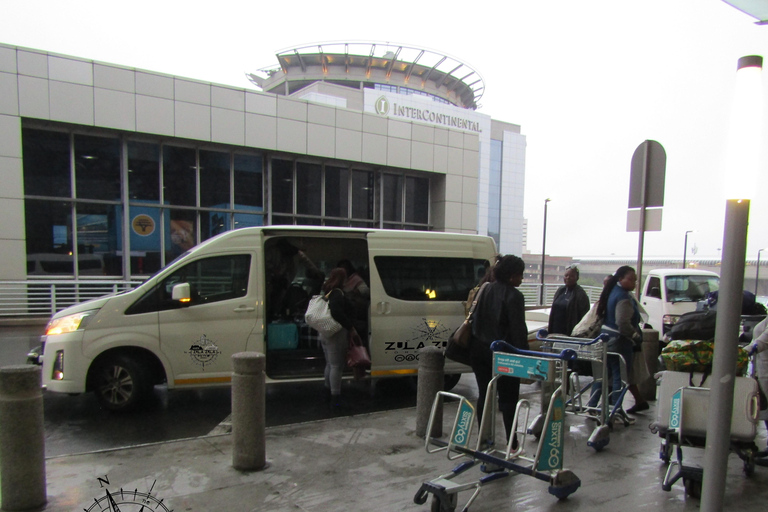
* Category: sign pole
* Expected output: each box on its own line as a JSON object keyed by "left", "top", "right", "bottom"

{"left": 635, "top": 142, "right": 649, "bottom": 295}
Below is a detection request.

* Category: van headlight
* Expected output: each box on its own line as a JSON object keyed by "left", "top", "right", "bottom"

{"left": 46, "top": 310, "right": 97, "bottom": 335}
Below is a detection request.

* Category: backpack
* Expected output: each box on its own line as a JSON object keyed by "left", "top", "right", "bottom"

{"left": 666, "top": 310, "right": 717, "bottom": 341}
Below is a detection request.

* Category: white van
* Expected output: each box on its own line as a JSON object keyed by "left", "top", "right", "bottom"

{"left": 639, "top": 268, "right": 720, "bottom": 335}
{"left": 33, "top": 227, "right": 500, "bottom": 411}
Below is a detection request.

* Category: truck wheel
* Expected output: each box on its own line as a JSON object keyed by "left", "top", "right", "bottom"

{"left": 92, "top": 355, "right": 150, "bottom": 412}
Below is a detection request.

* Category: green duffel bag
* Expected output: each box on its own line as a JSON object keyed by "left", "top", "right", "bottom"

{"left": 661, "top": 339, "right": 749, "bottom": 375}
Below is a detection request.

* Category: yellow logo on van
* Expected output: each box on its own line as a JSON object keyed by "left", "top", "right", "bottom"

{"left": 132, "top": 214, "right": 155, "bottom": 236}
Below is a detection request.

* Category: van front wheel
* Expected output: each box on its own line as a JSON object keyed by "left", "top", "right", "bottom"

{"left": 92, "top": 356, "right": 150, "bottom": 412}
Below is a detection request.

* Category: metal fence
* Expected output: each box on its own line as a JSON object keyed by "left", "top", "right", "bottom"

{"left": 0, "top": 280, "right": 144, "bottom": 318}
{"left": 0, "top": 280, "right": 604, "bottom": 319}
{"left": 520, "top": 283, "right": 603, "bottom": 307}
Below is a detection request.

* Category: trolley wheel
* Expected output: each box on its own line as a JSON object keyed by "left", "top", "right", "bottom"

{"left": 683, "top": 477, "right": 702, "bottom": 499}
{"left": 660, "top": 441, "right": 672, "bottom": 464}
{"left": 744, "top": 452, "right": 756, "bottom": 476}
{"left": 430, "top": 494, "right": 457, "bottom": 512}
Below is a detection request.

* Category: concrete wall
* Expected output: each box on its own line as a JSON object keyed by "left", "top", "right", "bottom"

{"left": 0, "top": 42, "right": 494, "bottom": 280}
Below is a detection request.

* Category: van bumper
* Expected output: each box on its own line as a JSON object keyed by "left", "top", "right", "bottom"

{"left": 41, "top": 332, "right": 89, "bottom": 394}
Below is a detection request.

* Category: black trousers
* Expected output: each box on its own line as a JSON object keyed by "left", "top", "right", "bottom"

{"left": 470, "top": 340, "right": 520, "bottom": 442}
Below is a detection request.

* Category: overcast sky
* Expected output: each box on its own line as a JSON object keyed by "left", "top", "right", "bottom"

{"left": 3, "top": 0, "right": 768, "bottom": 260}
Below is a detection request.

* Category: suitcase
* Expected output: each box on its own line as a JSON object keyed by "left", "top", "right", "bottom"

{"left": 656, "top": 370, "right": 759, "bottom": 441}
{"left": 267, "top": 322, "right": 299, "bottom": 350}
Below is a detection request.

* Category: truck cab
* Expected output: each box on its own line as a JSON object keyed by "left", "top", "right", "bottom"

{"left": 639, "top": 269, "right": 720, "bottom": 335}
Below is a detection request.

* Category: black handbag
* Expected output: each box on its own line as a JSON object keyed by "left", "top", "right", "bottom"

{"left": 445, "top": 283, "right": 489, "bottom": 365}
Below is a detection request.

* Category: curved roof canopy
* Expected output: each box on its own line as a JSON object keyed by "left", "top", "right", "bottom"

{"left": 248, "top": 41, "right": 485, "bottom": 110}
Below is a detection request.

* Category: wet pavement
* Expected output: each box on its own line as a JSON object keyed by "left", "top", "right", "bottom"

{"left": 31, "top": 384, "right": 768, "bottom": 511}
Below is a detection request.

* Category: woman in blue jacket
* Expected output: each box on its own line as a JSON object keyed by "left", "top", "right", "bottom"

{"left": 587, "top": 265, "right": 642, "bottom": 410}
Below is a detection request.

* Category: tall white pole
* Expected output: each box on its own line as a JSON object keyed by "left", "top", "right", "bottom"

{"left": 701, "top": 53, "right": 763, "bottom": 511}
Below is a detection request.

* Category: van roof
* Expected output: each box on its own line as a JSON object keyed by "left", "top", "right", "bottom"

{"left": 646, "top": 268, "right": 719, "bottom": 277}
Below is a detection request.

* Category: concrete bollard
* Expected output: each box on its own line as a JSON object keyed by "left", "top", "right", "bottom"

{"left": 416, "top": 346, "right": 444, "bottom": 438}
{"left": 0, "top": 365, "right": 46, "bottom": 511}
{"left": 231, "top": 352, "right": 267, "bottom": 471}
{"left": 639, "top": 329, "right": 660, "bottom": 401}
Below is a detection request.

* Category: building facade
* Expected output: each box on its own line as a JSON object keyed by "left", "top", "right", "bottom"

{"left": 0, "top": 42, "right": 526, "bottom": 282}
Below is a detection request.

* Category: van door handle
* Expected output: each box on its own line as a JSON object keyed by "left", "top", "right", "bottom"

{"left": 233, "top": 306, "right": 256, "bottom": 312}
{"left": 376, "top": 301, "right": 391, "bottom": 315}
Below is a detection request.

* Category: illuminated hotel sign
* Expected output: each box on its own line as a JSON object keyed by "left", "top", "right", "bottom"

{"left": 371, "top": 94, "right": 483, "bottom": 133}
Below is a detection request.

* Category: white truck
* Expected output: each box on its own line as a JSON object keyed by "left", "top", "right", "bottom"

{"left": 31, "top": 226, "right": 506, "bottom": 411}
{"left": 638, "top": 269, "right": 720, "bottom": 336}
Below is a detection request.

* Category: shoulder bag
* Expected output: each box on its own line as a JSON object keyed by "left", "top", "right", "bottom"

{"left": 305, "top": 290, "right": 343, "bottom": 337}
{"left": 445, "top": 282, "right": 489, "bottom": 365}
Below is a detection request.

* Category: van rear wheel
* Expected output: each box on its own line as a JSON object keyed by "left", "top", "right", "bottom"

{"left": 92, "top": 355, "right": 150, "bottom": 412}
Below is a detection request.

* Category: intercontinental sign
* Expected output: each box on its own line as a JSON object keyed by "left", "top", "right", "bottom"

{"left": 374, "top": 95, "right": 482, "bottom": 133}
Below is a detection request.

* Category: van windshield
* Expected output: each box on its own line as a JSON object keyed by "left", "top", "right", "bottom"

{"left": 665, "top": 275, "right": 720, "bottom": 303}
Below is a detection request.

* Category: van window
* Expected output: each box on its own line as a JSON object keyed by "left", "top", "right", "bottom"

{"left": 374, "top": 256, "right": 486, "bottom": 301}
{"left": 665, "top": 275, "right": 719, "bottom": 303}
{"left": 647, "top": 277, "right": 662, "bottom": 299}
{"left": 126, "top": 254, "right": 251, "bottom": 314}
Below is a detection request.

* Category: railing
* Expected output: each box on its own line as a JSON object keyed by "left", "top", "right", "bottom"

{"left": 520, "top": 283, "right": 603, "bottom": 308}
{"left": 0, "top": 280, "right": 144, "bottom": 318}
{"left": 0, "top": 280, "right": 604, "bottom": 319}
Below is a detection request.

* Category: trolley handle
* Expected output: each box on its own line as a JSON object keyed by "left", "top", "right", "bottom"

{"left": 490, "top": 339, "right": 578, "bottom": 361}
{"left": 535, "top": 329, "right": 608, "bottom": 345}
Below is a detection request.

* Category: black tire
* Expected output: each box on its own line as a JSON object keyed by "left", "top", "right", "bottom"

{"left": 683, "top": 477, "right": 702, "bottom": 499}
{"left": 444, "top": 374, "right": 462, "bottom": 391}
{"left": 431, "top": 494, "right": 457, "bottom": 512}
{"left": 91, "top": 355, "right": 150, "bottom": 412}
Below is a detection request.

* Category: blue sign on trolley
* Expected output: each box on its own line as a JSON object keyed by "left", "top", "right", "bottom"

{"left": 493, "top": 353, "right": 553, "bottom": 381}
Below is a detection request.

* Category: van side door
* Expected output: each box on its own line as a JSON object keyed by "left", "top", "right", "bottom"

{"left": 154, "top": 253, "right": 258, "bottom": 387}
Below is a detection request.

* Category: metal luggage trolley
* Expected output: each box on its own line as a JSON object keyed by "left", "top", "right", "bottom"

{"left": 528, "top": 330, "right": 632, "bottom": 452}
{"left": 413, "top": 341, "right": 581, "bottom": 512}
{"left": 653, "top": 369, "right": 763, "bottom": 498}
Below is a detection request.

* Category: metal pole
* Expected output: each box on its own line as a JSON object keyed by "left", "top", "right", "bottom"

{"left": 700, "top": 199, "right": 750, "bottom": 511}
{"left": 635, "top": 142, "right": 649, "bottom": 296}
{"left": 683, "top": 230, "right": 692, "bottom": 269}
{"left": 540, "top": 198, "right": 550, "bottom": 305}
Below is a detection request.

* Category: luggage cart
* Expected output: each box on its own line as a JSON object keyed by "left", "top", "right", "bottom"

{"left": 413, "top": 341, "right": 581, "bottom": 512}
{"left": 528, "top": 330, "right": 632, "bottom": 451}
{"left": 652, "top": 370, "right": 761, "bottom": 498}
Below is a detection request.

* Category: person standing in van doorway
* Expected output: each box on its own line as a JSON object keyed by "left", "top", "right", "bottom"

{"left": 320, "top": 268, "right": 362, "bottom": 410}
{"left": 547, "top": 265, "right": 590, "bottom": 336}
{"left": 470, "top": 255, "right": 528, "bottom": 445}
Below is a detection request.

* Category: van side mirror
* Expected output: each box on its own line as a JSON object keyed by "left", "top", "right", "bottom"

{"left": 172, "top": 283, "right": 192, "bottom": 304}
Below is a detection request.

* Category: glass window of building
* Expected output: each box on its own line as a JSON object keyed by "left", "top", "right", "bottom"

{"left": 296, "top": 162, "right": 322, "bottom": 217}
{"left": 382, "top": 174, "right": 403, "bottom": 228}
{"left": 488, "top": 139, "right": 502, "bottom": 247}
{"left": 22, "top": 128, "right": 70, "bottom": 198}
{"left": 271, "top": 159, "right": 294, "bottom": 215}
{"left": 325, "top": 165, "right": 349, "bottom": 221}
{"left": 351, "top": 170, "right": 374, "bottom": 225}
{"left": 128, "top": 141, "right": 160, "bottom": 202}
{"left": 199, "top": 150, "right": 231, "bottom": 208}
{"left": 405, "top": 176, "right": 429, "bottom": 225}
{"left": 163, "top": 146, "right": 196, "bottom": 207}
{"left": 74, "top": 135, "right": 121, "bottom": 201}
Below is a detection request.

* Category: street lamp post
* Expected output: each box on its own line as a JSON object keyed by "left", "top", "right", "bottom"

{"left": 756, "top": 248, "right": 766, "bottom": 296}
{"left": 683, "top": 230, "right": 693, "bottom": 269}
{"left": 540, "top": 198, "right": 550, "bottom": 305}
{"left": 701, "top": 55, "right": 763, "bottom": 511}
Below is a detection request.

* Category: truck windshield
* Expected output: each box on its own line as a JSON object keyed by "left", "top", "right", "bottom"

{"left": 665, "top": 275, "right": 720, "bottom": 303}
